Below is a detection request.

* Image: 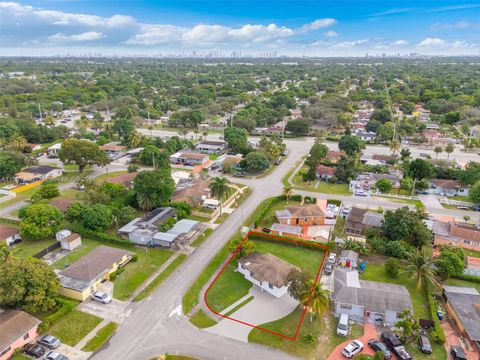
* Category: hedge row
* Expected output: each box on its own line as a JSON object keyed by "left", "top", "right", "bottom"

{"left": 248, "top": 232, "right": 329, "bottom": 253}
{"left": 72, "top": 226, "right": 133, "bottom": 248}
{"left": 39, "top": 297, "right": 76, "bottom": 332}
{"left": 426, "top": 283, "right": 445, "bottom": 344}
{"left": 252, "top": 195, "right": 286, "bottom": 227}
{"left": 452, "top": 273, "right": 480, "bottom": 284}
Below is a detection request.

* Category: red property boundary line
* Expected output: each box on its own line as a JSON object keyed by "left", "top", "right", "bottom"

{"left": 203, "top": 230, "right": 329, "bottom": 341}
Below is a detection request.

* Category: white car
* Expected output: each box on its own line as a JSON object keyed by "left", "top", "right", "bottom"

{"left": 354, "top": 190, "right": 368, "bottom": 197}
{"left": 91, "top": 291, "right": 112, "bottom": 304}
{"left": 342, "top": 340, "right": 364, "bottom": 358}
{"left": 328, "top": 253, "right": 337, "bottom": 264}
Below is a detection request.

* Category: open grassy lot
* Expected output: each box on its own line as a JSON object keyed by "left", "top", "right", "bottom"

{"left": 249, "top": 312, "right": 363, "bottom": 359}
{"left": 447, "top": 195, "right": 473, "bottom": 203}
{"left": 205, "top": 264, "right": 252, "bottom": 313}
{"left": 49, "top": 310, "right": 103, "bottom": 346}
{"left": 11, "top": 238, "right": 56, "bottom": 259}
{"left": 374, "top": 195, "right": 422, "bottom": 207}
{"left": 189, "top": 309, "right": 217, "bottom": 328}
{"left": 81, "top": 321, "right": 119, "bottom": 352}
{"left": 94, "top": 171, "right": 128, "bottom": 184}
{"left": 291, "top": 169, "right": 350, "bottom": 195}
{"left": 51, "top": 238, "right": 173, "bottom": 300}
{"left": 186, "top": 214, "right": 210, "bottom": 222}
{"left": 253, "top": 198, "right": 301, "bottom": 228}
{"left": 190, "top": 228, "right": 213, "bottom": 247}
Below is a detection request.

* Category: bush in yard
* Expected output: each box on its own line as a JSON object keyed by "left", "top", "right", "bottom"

{"left": 32, "top": 182, "right": 60, "bottom": 202}
{"left": 244, "top": 151, "right": 269, "bottom": 173}
{"left": 127, "top": 164, "right": 139, "bottom": 173}
{"left": 39, "top": 297, "right": 76, "bottom": 332}
{"left": 302, "top": 333, "right": 315, "bottom": 344}
{"left": 384, "top": 258, "right": 400, "bottom": 278}
{"left": 131, "top": 254, "right": 139, "bottom": 262}
{"left": 291, "top": 194, "right": 302, "bottom": 202}
{"left": 375, "top": 179, "right": 392, "bottom": 193}
{"left": 18, "top": 204, "right": 62, "bottom": 240}
{"left": 426, "top": 283, "right": 445, "bottom": 344}
{"left": 344, "top": 240, "right": 368, "bottom": 255}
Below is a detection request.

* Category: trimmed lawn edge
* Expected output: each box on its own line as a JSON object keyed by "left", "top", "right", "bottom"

{"left": 81, "top": 322, "right": 119, "bottom": 352}
{"left": 223, "top": 295, "right": 254, "bottom": 317}
{"left": 189, "top": 309, "right": 217, "bottom": 329}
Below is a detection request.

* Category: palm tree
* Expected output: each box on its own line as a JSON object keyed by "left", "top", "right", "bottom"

{"left": 136, "top": 192, "right": 155, "bottom": 211}
{"left": 389, "top": 139, "right": 401, "bottom": 155}
{"left": 300, "top": 279, "right": 330, "bottom": 321}
{"left": 128, "top": 131, "right": 142, "bottom": 148}
{"left": 209, "top": 177, "right": 233, "bottom": 215}
{"left": 403, "top": 247, "right": 439, "bottom": 290}
{"left": 282, "top": 186, "right": 293, "bottom": 204}
{"left": 9, "top": 134, "right": 27, "bottom": 150}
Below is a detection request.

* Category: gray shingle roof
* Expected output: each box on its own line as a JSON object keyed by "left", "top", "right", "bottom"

{"left": 270, "top": 223, "right": 302, "bottom": 235}
{"left": 443, "top": 286, "right": 480, "bottom": 342}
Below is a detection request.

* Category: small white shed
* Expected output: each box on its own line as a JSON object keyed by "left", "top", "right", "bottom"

{"left": 56, "top": 230, "right": 82, "bottom": 251}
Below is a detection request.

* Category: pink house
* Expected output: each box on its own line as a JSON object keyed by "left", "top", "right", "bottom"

{"left": 0, "top": 310, "right": 41, "bottom": 360}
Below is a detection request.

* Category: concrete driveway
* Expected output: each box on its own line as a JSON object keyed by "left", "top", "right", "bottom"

{"left": 205, "top": 287, "right": 298, "bottom": 343}
{"left": 418, "top": 194, "right": 443, "bottom": 209}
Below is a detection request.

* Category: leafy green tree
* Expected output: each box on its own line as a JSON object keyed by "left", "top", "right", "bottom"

{"left": 395, "top": 309, "right": 419, "bottom": 344}
{"left": 408, "top": 158, "right": 434, "bottom": 180}
{"left": 113, "top": 118, "right": 135, "bottom": 141}
{"left": 59, "top": 139, "right": 109, "bottom": 173}
{"left": 443, "top": 111, "right": 461, "bottom": 125}
{"left": 285, "top": 119, "right": 311, "bottom": 136}
{"left": 469, "top": 181, "right": 480, "bottom": 204}
{"left": 370, "top": 108, "right": 392, "bottom": 123}
{"left": 133, "top": 169, "right": 175, "bottom": 211}
{"left": 228, "top": 236, "right": 255, "bottom": 259}
{"left": 338, "top": 135, "right": 365, "bottom": 157}
{"left": 128, "top": 131, "right": 143, "bottom": 148}
{"left": 0, "top": 151, "right": 26, "bottom": 179}
{"left": 224, "top": 127, "right": 250, "bottom": 154}
{"left": 375, "top": 179, "right": 392, "bottom": 193}
{"left": 258, "top": 136, "right": 283, "bottom": 161}
{"left": 140, "top": 145, "right": 170, "bottom": 169}
{"left": 445, "top": 143, "right": 454, "bottom": 159}
{"left": 334, "top": 156, "right": 357, "bottom": 182}
{"left": 244, "top": 151, "right": 269, "bottom": 173}
{"left": 209, "top": 177, "right": 233, "bottom": 215}
{"left": 434, "top": 146, "right": 443, "bottom": 159}
{"left": 282, "top": 186, "right": 293, "bottom": 204}
{"left": 460, "top": 162, "right": 480, "bottom": 185}
{"left": 435, "top": 246, "right": 464, "bottom": 280}
{"left": 304, "top": 142, "right": 329, "bottom": 180}
{"left": 81, "top": 204, "right": 114, "bottom": 231}
{"left": 382, "top": 207, "right": 433, "bottom": 248}
{"left": 0, "top": 256, "right": 59, "bottom": 312}
{"left": 18, "top": 204, "right": 62, "bottom": 240}
{"left": 287, "top": 269, "right": 310, "bottom": 300}
{"left": 400, "top": 148, "right": 411, "bottom": 160}
{"left": 32, "top": 182, "right": 60, "bottom": 202}
{"left": 400, "top": 102, "right": 415, "bottom": 114}
{"left": 384, "top": 258, "right": 400, "bottom": 278}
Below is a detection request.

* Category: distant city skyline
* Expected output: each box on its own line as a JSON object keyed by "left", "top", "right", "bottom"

{"left": 1, "top": 1, "right": 480, "bottom": 56}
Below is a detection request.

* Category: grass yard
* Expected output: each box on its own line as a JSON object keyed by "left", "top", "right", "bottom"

{"left": 214, "top": 212, "right": 229, "bottom": 224}
{"left": 462, "top": 248, "right": 480, "bottom": 258}
{"left": 249, "top": 312, "right": 363, "bottom": 359}
{"left": 134, "top": 254, "right": 187, "bottom": 301}
{"left": 189, "top": 309, "right": 217, "bottom": 328}
{"left": 374, "top": 195, "right": 422, "bottom": 207}
{"left": 58, "top": 188, "right": 85, "bottom": 201}
{"left": 81, "top": 322, "right": 119, "bottom": 352}
{"left": 291, "top": 169, "right": 350, "bottom": 195}
{"left": 208, "top": 154, "right": 220, "bottom": 160}
{"left": 446, "top": 278, "right": 480, "bottom": 293}
{"left": 253, "top": 239, "right": 325, "bottom": 277}
{"left": 186, "top": 214, "right": 210, "bottom": 222}
{"left": 11, "top": 355, "right": 31, "bottom": 360}
{"left": 190, "top": 227, "right": 213, "bottom": 247}
{"left": 447, "top": 195, "right": 473, "bottom": 203}
{"left": 224, "top": 295, "right": 254, "bottom": 317}
{"left": 49, "top": 310, "right": 103, "bottom": 346}
{"left": 58, "top": 169, "right": 93, "bottom": 182}
{"left": 205, "top": 264, "right": 252, "bottom": 313}
{"left": 0, "top": 186, "right": 40, "bottom": 209}
{"left": 10, "top": 238, "right": 56, "bottom": 259}
{"left": 94, "top": 171, "right": 128, "bottom": 184}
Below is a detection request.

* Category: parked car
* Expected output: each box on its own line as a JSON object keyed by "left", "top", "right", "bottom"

{"left": 367, "top": 339, "right": 392, "bottom": 359}
{"left": 328, "top": 253, "right": 337, "bottom": 264}
{"left": 456, "top": 205, "right": 470, "bottom": 210}
{"left": 472, "top": 205, "right": 480, "bottom": 211}
{"left": 416, "top": 189, "right": 429, "bottom": 195}
{"left": 336, "top": 313, "right": 349, "bottom": 336}
{"left": 281, "top": 149, "right": 289, "bottom": 156}
{"left": 380, "top": 331, "right": 412, "bottom": 360}
{"left": 450, "top": 346, "right": 468, "bottom": 360}
{"left": 274, "top": 157, "right": 282, "bottom": 165}
{"left": 436, "top": 309, "right": 444, "bottom": 320}
{"left": 342, "top": 340, "right": 364, "bottom": 358}
{"left": 233, "top": 172, "right": 246, "bottom": 177}
{"left": 419, "top": 153, "right": 432, "bottom": 159}
{"left": 418, "top": 330, "right": 432, "bottom": 354}
{"left": 24, "top": 343, "right": 46, "bottom": 358}
{"left": 324, "top": 262, "right": 334, "bottom": 275}
{"left": 44, "top": 351, "right": 69, "bottom": 360}
{"left": 37, "top": 335, "right": 61, "bottom": 349}
{"left": 91, "top": 291, "right": 112, "bottom": 304}
{"left": 354, "top": 190, "right": 368, "bottom": 197}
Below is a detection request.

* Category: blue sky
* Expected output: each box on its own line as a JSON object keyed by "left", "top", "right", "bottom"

{"left": 1, "top": 1, "right": 479, "bottom": 56}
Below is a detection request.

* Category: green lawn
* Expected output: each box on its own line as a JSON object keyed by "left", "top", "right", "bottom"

{"left": 224, "top": 295, "right": 254, "bottom": 317}
{"left": 186, "top": 214, "right": 210, "bottom": 222}
{"left": 189, "top": 309, "right": 217, "bottom": 328}
{"left": 0, "top": 186, "right": 40, "bottom": 209}
{"left": 205, "top": 264, "right": 252, "bottom": 313}
{"left": 52, "top": 238, "right": 173, "bottom": 300}
{"left": 11, "top": 238, "right": 57, "bottom": 259}
{"left": 208, "top": 154, "right": 220, "bottom": 160}
{"left": 49, "top": 310, "right": 103, "bottom": 346}
{"left": 58, "top": 169, "right": 94, "bottom": 181}
{"left": 134, "top": 254, "right": 187, "bottom": 301}
{"left": 81, "top": 321, "right": 119, "bottom": 352}
{"left": 58, "top": 188, "right": 85, "bottom": 201}
{"left": 253, "top": 239, "right": 325, "bottom": 277}
{"left": 374, "top": 195, "right": 422, "bottom": 207}
{"left": 214, "top": 212, "right": 229, "bottom": 224}
{"left": 291, "top": 169, "right": 350, "bottom": 195}
{"left": 462, "top": 248, "right": 480, "bottom": 258}
{"left": 94, "top": 171, "right": 128, "bottom": 184}
{"left": 447, "top": 195, "right": 473, "bottom": 203}
{"left": 11, "top": 354, "right": 31, "bottom": 360}
{"left": 249, "top": 313, "right": 363, "bottom": 359}
{"left": 190, "top": 228, "right": 213, "bottom": 247}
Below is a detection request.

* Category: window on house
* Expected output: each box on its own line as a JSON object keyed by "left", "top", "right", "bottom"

{"left": 0, "top": 347, "right": 11, "bottom": 356}
{"left": 23, "top": 332, "right": 29, "bottom": 340}
{"left": 340, "top": 304, "right": 352, "bottom": 310}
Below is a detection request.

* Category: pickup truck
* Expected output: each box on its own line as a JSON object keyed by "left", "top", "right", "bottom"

{"left": 380, "top": 331, "right": 413, "bottom": 360}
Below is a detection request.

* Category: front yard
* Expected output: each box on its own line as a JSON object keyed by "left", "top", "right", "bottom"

{"left": 49, "top": 309, "right": 102, "bottom": 346}
{"left": 291, "top": 168, "right": 350, "bottom": 195}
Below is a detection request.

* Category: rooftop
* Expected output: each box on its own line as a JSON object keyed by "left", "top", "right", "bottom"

{"left": 0, "top": 225, "right": 19, "bottom": 240}
{"left": 443, "top": 286, "right": 480, "bottom": 342}
{"left": 0, "top": 310, "right": 41, "bottom": 350}
{"left": 270, "top": 223, "right": 303, "bottom": 235}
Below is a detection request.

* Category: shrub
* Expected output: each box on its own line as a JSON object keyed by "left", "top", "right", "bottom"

{"left": 38, "top": 297, "right": 76, "bottom": 332}
{"left": 426, "top": 283, "right": 445, "bottom": 344}
{"left": 131, "top": 254, "right": 139, "bottom": 262}
{"left": 384, "top": 258, "right": 400, "bottom": 278}
{"left": 344, "top": 240, "right": 368, "bottom": 255}
{"left": 72, "top": 225, "right": 132, "bottom": 247}
{"left": 327, "top": 199, "right": 342, "bottom": 206}
{"left": 452, "top": 273, "right": 480, "bottom": 284}
{"left": 302, "top": 333, "right": 315, "bottom": 344}
{"left": 127, "top": 164, "right": 139, "bottom": 173}
{"left": 291, "top": 194, "right": 302, "bottom": 202}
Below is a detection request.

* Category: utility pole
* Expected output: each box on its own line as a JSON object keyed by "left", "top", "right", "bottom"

{"left": 38, "top": 103, "right": 43, "bottom": 121}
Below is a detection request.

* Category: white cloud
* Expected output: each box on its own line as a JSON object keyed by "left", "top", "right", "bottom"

{"left": 370, "top": 8, "right": 416, "bottom": 16}
{"left": 300, "top": 18, "right": 336, "bottom": 32}
{"left": 49, "top": 31, "right": 105, "bottom": 42}
{"left": 392, "top": 40, "right": 408, "bottom": 46}
{"left": 324, "top": 30, "right": 338, "bottom": 37}
{"left": 418, "top": 37, "right": 446, "bottom": 47}
{"left": 333, "top": 39, "right": 368, "bottom": 48}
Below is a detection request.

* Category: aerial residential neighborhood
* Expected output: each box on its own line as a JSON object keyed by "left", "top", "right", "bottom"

{"left": 1, "top": 2, "right": 480, "bottom": 360}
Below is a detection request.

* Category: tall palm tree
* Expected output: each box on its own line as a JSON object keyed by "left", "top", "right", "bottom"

{"left": 300, "top": 279, "right": 330, "bottom": 321}
{"left": 209, "top": 177, "right": 233, "bottom": 216}
{"left": 136, "top": 192, "right": 155, "bottom": 211}
{"left": 403, "top": 247, "right": 439, "bottom": 290}
{"left": 282, "top": 186, "right": 293, "bottom": 204}
{"left": 389, "top": 139, "right": 401, "bottom": 155}
{"left": 128, "top": 131, "right": 142, "bottom": 148}
{"left": 9, "top": 134, "right": 27, "bottom": 150}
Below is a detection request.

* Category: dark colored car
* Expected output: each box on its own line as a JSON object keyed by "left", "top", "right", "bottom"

{"left": 23, "top": 343, "right": 45, "bottom": 358}
{"left": 274, "top": 157, "right": 281, "bottom": 165}
{"left": 418, "top": 330, "right": 432, "bottom": 354}
{"left": 451, "top": 346, "right": 468, "bottom": 360}
{"left": 472, "top": 205, "right": 480, "bottom": 211}
{"left": 324, "top": 262, "right": 334, "bottom": 275}
{"left": 37, "top": 334, "right": 61, "bottom": 349}
{"left": 367, "top": 339, "right": 392, "bottom": 359}
{"left": 380, "top": 331, "right": 413, "bottom": 360}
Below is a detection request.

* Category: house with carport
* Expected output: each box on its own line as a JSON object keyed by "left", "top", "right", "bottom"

{"left": 0, "top": 310, "right": 41, "bottom": 360}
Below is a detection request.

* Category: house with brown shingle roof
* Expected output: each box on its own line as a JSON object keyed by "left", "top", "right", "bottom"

{"left": 238, "top": 252, "right": 299, "bottom": 298}
{"left": 429, "top": 179, "right": 469, "bottom": 196}
{"left": 57, "top": 245, "right": 132, "bottom": 301}
{"left": 325, "top": 150, "right": 345, "bottom": 164}
{"left": 0, "top": 310, "right": 41, "bottom": 360}
{"left": 108, "top": 172, "right": 138, "bottom": 188}
{"left": 171, "top": 179, "right": 211, "bottom": 207}
{"left": 316, "top": 165, "right": 336, "bottom": 180}
{"left": 0, "top": 225, "right": 20, "bottom": 246}
{"left": 275, "top": 202, "right": 326, "bottom": 226}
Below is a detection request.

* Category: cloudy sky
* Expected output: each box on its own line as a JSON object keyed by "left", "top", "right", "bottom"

{"left": 1, "top": 1, "right": 480, "bottom": 56}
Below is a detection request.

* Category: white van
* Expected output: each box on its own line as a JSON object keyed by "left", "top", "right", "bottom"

{"left": 337, "top": 313, "right": 349, "bottom": 336}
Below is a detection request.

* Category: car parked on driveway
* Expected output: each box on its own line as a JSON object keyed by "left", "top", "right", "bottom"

{"left": 37, "top": 334, "right": 61, "bottom": 349}
{"left": 91, "top": 291, "right": 112, "bottom": 304}
{"left": 418, "top": 330, "right": 432, "bottom": 354}
{"left": 367, "top": 339, "right": 392, "bottom": 359}
{"left": 24, "top": 343, "right": 45, "bottom": 358}
{"left": 450, "top": 346, "right": 468, "bottom": 360}
{"left": 328, "top": 253, "right": 337, "bottom": 264}
{"left": 380, "top": 331, "right": 412, "bottom": 360}
{"left": 342, "top": 340, "right": 364, "bottom": 358}
{"left": 324, "top": 262, "right": 334, "bottom": 275}
{"left": 44, "top": 351, "right": 69, "bottom": 360}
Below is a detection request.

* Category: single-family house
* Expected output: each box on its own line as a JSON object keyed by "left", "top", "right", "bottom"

{"left": 316, "top": 165, "right": 336, "bottom": 180}
{"left": 338, "top": 250, "right": 359, "bottom": 269}
{"left": 0, "top": 225, "right": 20, "bottom": 246}
{"left": 270, "top": 223, "right": 303, "bottom": 238}
{"left": 108, "top": 172, "right": 138, "bottom": 188}
{"left": 275, "top": 201, "right": 327, "bottom": 226}
{"left": 0, "top": 310, "right": 41, "bottom": 360}
{"left": 170, "top": 151, "right": 208, "bottom": 166}
{"left": 349, "top": 172, "right": 402, "bottom": 192}
{"left": 152, "top": 219, "right": 200, "bottom": 247}
{"left": 238, "top": 252, "right": 299, "bottom": 298}
{"left": 429, "top": 179, "right": 469, "bottom": 196}
{"left": 56, "top": 230, "right": 82, "bottom": 251}
{"left": 353, "top": 130, "right": 376, "bottom": 141}
{"left": 371, "top": 154, "right": 397, "bottom": 164}
{"left": 118, "top": 207, "right": 176, "bottom": 246}
{"left": 442, "top": 286, "right": 480, "bottom": 351}
{"left": 343, "top": 207, "right": 384, "bottom": 241}
{"left": 433, "top": 220, "right": 480, "bottom": 250}
{"left": 47, "top": 142, "right": 62, "bottom": 158}
{"left": 325, "top": 150, "right": 345, "bottom": 164}
{"left": 171, "top": 179, "right": 211, "bottom": 207}
{"left": 14, "top": 166, "right": 62, "bottom": 184}
{"left": 99, "top": 144, "right": 127, "bottom": 159}
{"left": 194, "top": 140, "right": 226, "bottom": 154}
{"left": 57, "top": 245, "right": 132, "bottom": 301}
{"left": 333, "top": 269, "right": 413, "bottom": 326}
{"left": 464, "top": 257, "right": 480, "bottom": 277}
